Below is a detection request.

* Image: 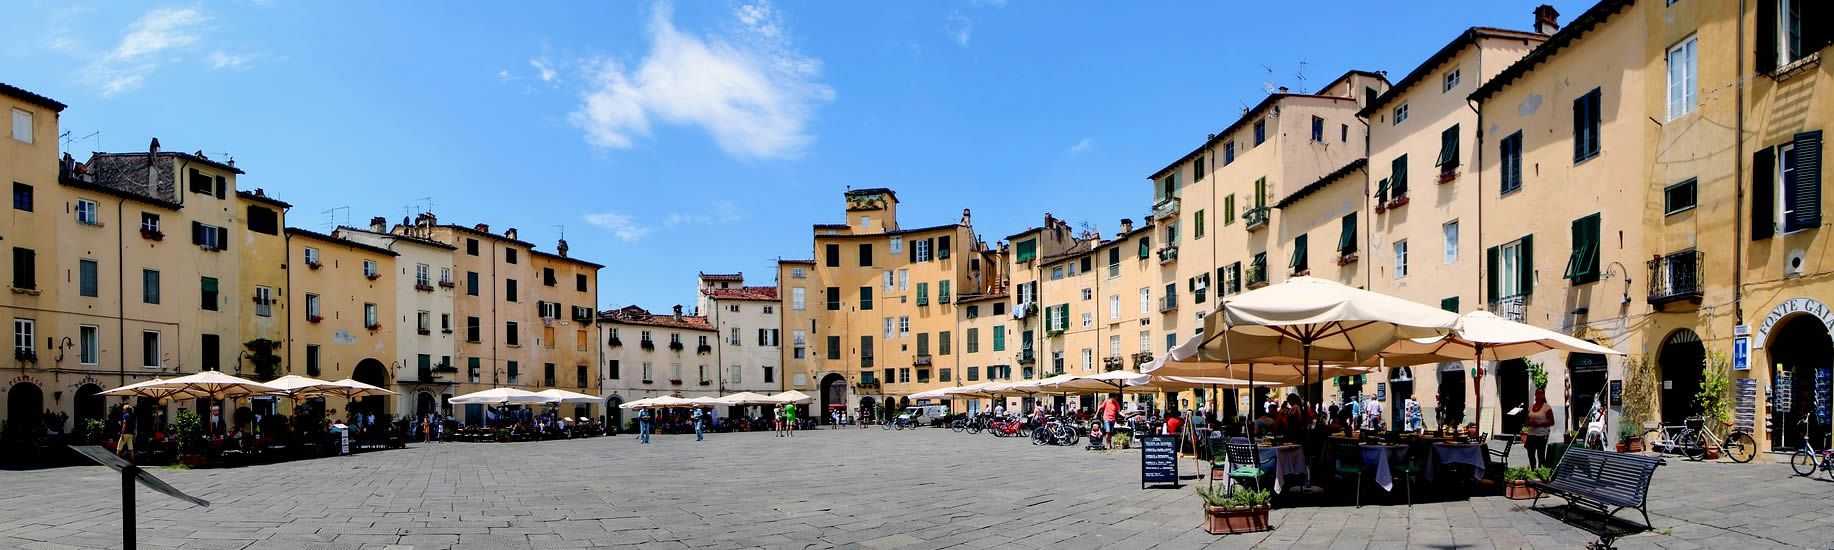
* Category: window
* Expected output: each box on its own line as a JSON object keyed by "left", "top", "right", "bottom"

{"left": 141, "top": 330, "right": 160, "bottom": 368}
{"left": 506, "top": 322, "right": 521, "bottom": 346}
{"left": 1778, "top": 132, "right": 1822, "bottom": 234}
{"left": 914, "top": 239, "right": 931, "bottom": 262}
{"left": 1194, "top": 209, "right": 1205, "bottom": 239}
{"left": 363, "top": 303, "right": 378, "bottom": 327}
{"left": 1289, "top": 235, "right": 1308, "bottom": 274}
{"left": 416, "top": 264, "right": 430, "bottom": 286}
{"left": 1443, "top": 68, "right": 1461, "bottom": 92}
{"left": 11, "top": 109, "right": 31, "bottom": 143}
{"left": 201, "top": 334, "right": 220, "bottom": 371}
{"left": 194, "top": 222, "right": 226, "bottom": 250}
{"left": 78, "top": 259, "right": 97, "bottom": 297}
{"left": 917, "top": 333, "right": 930, "bottom": 356}
{"left": 1573, "top": 88, "right": 1602, "bottom": 162}
{"left": 13, "top": 319, "right": 32, "bottom": 357}
{"left": 731, "top": 327, "right": 742, "bottom": 346}
{"left": 940, "top": 280, "right": 951, "bottom": 303}
{"left": 12, "top": 183, "right": 31, "bottom": 211}
{"left": 1488, "top": 236, "right": 1535, "bottom": 300}
{"left": 825, "top": 286, "right": 840, "bottom": 310}
{"left": 1311, "top": 116, "right": 1324, "bottom": 142}
{"left": 1138, "top": 287, "right": 1150, "bottom": 314}
{"left": 1337, "top": 213, "right": 1358, "bottom": 256}
{"left": 791, "top": 267, "right": 805, "bottom": 279}
{"left": 882, "top": 270, "right": 894, "bottom": 292}
{"left": 1441, "top": 297, "right": 1460, "bottom": 313}
{"left": 1664, "top": 179, "right": 1698, "bottom": 215}
{"left": 1759, "top": 0, "right": 1821, "bottom": 72}
{"left": 1667, "top": 36, "right": 1698, "bottom": 119}
{"left": 1437, "top": 124, "right": 1461, "bottom": 170}
{"left": 505, "top": 249, "right": 518, "bottom": 264}
{"left": 247, "top": 205, "right": 278, "bottom": 235}
{"left": 967, "top": 367, "right": 980, "bottom": 381}
{"left": 467, "top": 271, "right": 479, "bottom": 296}
{"left": 1500, "top": 131, "right": 1524, "bottom": 194}
{"left": 1224, "top": 142, "right": 1235, "bottom": 165}
{"left": 899, "top": 316, "right": 910, "bottom": 338}
{"left": 1386, "top": 154, "right": 1409, "bottom": 200}
{"left": 899, "top": 368, "right": 910, "bottom": 383}
{"left": 1081, "top": 348, "right": 1093, "bottom": 371}
{"left": 826, "top": 335, "right": 841, "bottom": 360}
{"left": 965, "top": 327, "right": 980, "bottom": 353}
{"left": 992, "top": 326, "right": 1005, "bottom": 351}
{"left": 304, "top": 294, "right": 321, "bottom": 319}
{"left": 1564, "top": 213, "right": 1602, "bottom": 285}
{"left": 508, "top": 361, "right": 520, "bottom": 385}
{"left": 1393, "top": 240, "right": 1408, "bottom": 279}
{"left": 75, "top": 200, "right": 99, "bottom": 226}
{"left": 417, "top": 311, "right": 431, "bottom": 334}
{"left": 466, "top": 238, "right": 479, "bottom": 255}
{"left": 1393, "top": 103, "right": 1409, "bottom": 125}
{"left": 859, "top": 286, "right": 873, "bottom": 310}
{"left": 543, "top": 364, "right": 556, "bottom": 387}
{"left": 824, "top": 243, "right": 840, "bottom": 267}
{"left": 1051, "top": 266, "right": 1064, "bottom": 281}
{"left": 506, "top": 279, "right": 518, "bottom": 302}
{"left": 1443, "top": 220, "right": 1460, "bottom": 264}
{"left": 467, "top": 316, "right": 480, "bottom": 342}
{"left": 1080, "top": 312, "right": 1092, "bottom": 328}
{"left": 79, "top": 325, "right": 98, "bottom": 365}
{"left": 305, "top": 345, "right": 321, "bottom": 377}
{"left": 362, "top": 260, "right": 377, "bottom": 278}
{"left": 1165, "top": 333, "right": 1177, "bottom": 353}
{"left": 890, "top": 237, "right": 902, "bottom": 253}
{"left": 1016, "top": 239, "right": 1037, "bottom": 262}
{"left": 200, "top": 277, "right": 218, "bottom": 310}
{"left": 858, "top": 243, "right": 873, "bottom": 266}
{"left": 917, "top": 282, "right": 929, "bottom": 305}
{"left": 641, "top": 362, "right": 653, "bottom": 382}
{"left": 792, "top": 287, "right": 806, "bottom": 310}
{"left": 1195, "top": 156, "right": 1206, "bottom": 181}
{"left": 1157, "top": 173, "right": 1178, "bottom": 202}
{"left": 1108, "top": 295, "right": 1120, "bottom": 319}
{"left": 304, "top": 247, "right": 319, "bottom": 266}
{"left": 1253, "top": 119, "right": 1266, "bottom": 145}
{"left": 134, "top": 269, "right": 159, "bottom": 304}
{"left": 255, "top": 286, "right": 273, "bottom": 317}
{"left": 859, "top": 215, "right": 871, "bottom": 228}
{"left": 1222, "top": 194, "right": 1235, "bottom": 226}
{"left": 442, "top": 313, "right": 451, "bottom": 333}
{"left": 539, "top": 301, "right": 560, "bottom": 319}
{"left": 898, "top": 269, "right": 909, "bottom": 291}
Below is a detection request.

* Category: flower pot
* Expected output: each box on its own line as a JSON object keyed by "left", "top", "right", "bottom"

{"left": 1626, "top": 436, "right": 1643, "bottom": 453}
{"left": 1204, "top": 504, "right": 1271, "bottom": 535}
{"left": 1705, "top": 447, "right": 1719, "bottom": 460}
{"left": 1505, "top": 480, "right": 1541, "bottom": 500}
{"left": 178, "top": 453, "right": 206, "bottom": 467}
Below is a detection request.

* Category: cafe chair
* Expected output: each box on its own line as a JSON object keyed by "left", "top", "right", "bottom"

{"left": 1222, "top": 442, "right": 1273, "bottom": 493}
{"left": 1484, "top": 434, "right": 1516, "bottom": 478}
{"left": 1391, "top": 449, "right": 1423, "bottom": 506}
{"left": 1332, "top": 441, "right": 1373, "bottom": 507}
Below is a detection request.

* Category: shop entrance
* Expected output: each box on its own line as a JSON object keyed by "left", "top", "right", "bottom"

{"left": 819, "top": 374, "right": 845, "bottom": 423}
{"left": 1497, "top": 359, "right": 1530, "bottom": 435}
{"left": 1567, "top": 353, "right": 1609, "bottom": 432}
{"left": 1658, "top": 330, "right": 1705, "bottom": 427}
{"left": 1769, "top": 315, "right": 1832, "bottom": 451}
{"left": 1438, "top": 364, "right": 1467, "bottom": 430}
{"left": 1389, "top": 367, "right": 1415, "bottom": 429}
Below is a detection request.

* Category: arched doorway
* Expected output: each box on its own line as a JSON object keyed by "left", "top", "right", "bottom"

{"left": 416, "top": 392, "right": 436, "bottom": 417}
{"left": 820, "top": 374, "right": 846, "bottom": 424}
{"left": 1768, "top": 315, "right": 1833, "bottom": 451}
{"left": 606, "top": 396, "right": 624, "bottom": 428}
{"left": 899, "top": 396, "right": 910, "bottom": 410}
{"left": 352, "top": 359, "right": 390, "bottom": 417}
{"left": 1657, "top": 329, "right": 1705, "bottom": 427}
{"left": 859, "top": 396, "right": 875, "bottom": 422}
{"left": 1567, "top": 353, "right": 1609, "bottom": 431}
{"left": 6, "top": 382, "right": 44, "bottom": 444}
{"left": 74, "top": 383, "right": 105, "bottom": 440}
{"left": 1496, "top": 359, "right": 1530, "bottom": 434}
{"left": 1438, "top": 363, "right": 1467, "bottom": 429}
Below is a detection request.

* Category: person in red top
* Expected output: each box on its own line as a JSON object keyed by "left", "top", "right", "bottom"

{"left": 1164, "top": 409, "right": 1183, "bottom": 436}
{"left": 1099, "top": 394, "right": 1121, "bottom": 448}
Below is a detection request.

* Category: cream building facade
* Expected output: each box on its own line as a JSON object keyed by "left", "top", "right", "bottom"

{"left": 598, "top": 304, "right": 716, "bottom": 426}
{"left": 339, "top": 218, "right": 460, "bottom": 417}
{"left": 697, "top": 273, "right": 783, "bottom": 397}
{"left": 286, "top": 228, "right": 398, "bottom": 416}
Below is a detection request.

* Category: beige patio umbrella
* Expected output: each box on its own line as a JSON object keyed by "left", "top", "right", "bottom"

{"left": 1037, "top": 370, "right": 1149, "bottom": 394}
{"left": 138, "top": 371, "right": 283, "bottom": 434}
{"left": 714, "top": 392, "right": 777, "bottom": 405}
{"left": 767, "top": 391, "right": 813, "bottom": 404}
{"left": 263, "top": 375, "right": 339, "bottom": 397}
{"left": 1374, "top": 310, "right": 1624, "bottom": 434}
{"left": 449, "top": 387, "right": 546, "bottom": 405}
{"left": 535, "top": 389, "right": 601, "bottom": 403}
{"left": 101, "top": 378, "right": 206, "bottom": 401}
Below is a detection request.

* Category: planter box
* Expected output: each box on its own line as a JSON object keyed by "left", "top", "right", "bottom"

{"left": 178, "top": 453, "right": 206, "bottom": 468}
{"left": 1505, "top": 480, "right": 1541, "bottom": 500}
{"left": 1204, "top": 505, "right": 1271, "bottom": 535}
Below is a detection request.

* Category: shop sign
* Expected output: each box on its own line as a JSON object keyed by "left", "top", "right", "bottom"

{"left": 1732, "top": 337, "right": 1750, "bottom": 371}
{"left": 1140, "top": 434, "right": 1179, "bottom": 488}
{"left": 1609, "top": 380, "right": 1622, "bottom": 406}
{"left": 1755, "top": 298, "right": 1834, "bottom": 349}
{"left": 7, "top": 375, "right": 41, "bottom": 388}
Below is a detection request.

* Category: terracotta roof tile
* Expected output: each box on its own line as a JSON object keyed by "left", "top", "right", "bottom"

{"left": 703, "top": 286, "right": 779, "bottom": 302}
{"left": 598, "top": 306, "right": 716, "bottom": 331}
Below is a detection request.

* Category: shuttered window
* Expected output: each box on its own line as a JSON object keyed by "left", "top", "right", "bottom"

{"left": 1338, "top": 213, "right": 1358, "bottom": 255}
{"left": 1784, "top": 130, "right": 1822, "bottom": 233}
{"left": 1440, "top": 297, "right": 1459, "bottom": 313}
{"left": 1500, "top": 131, "right": 1524, "bottom": 194}
{"left": 1289, "top": 234, "right": 1308, "bottom": 273}
{"left": 1564, "top": 213, "right": 1601, "bottom": 284}
{"left": 1436, "top": 124, "right": 1460, "bottom": 169}
{"left": 1753, "top": 146, "right": 1776, "bottom": 240}
{"left": 1390, "top": 154, "right": 1409, "bottom": 197}
{"left": 1573, "top": 88, "right": 1602, "bottom": 162}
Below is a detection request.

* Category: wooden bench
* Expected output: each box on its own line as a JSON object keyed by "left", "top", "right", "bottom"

{"left": 1529, "top": 447, "right": 1664, "bottom": 531}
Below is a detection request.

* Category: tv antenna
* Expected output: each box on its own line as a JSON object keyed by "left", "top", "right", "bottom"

{"left": 60, "top": 130, "right": 100, "bottom": 154}
{"left": 321, "top": 206, "right": 350, "bottom": 232}
{"left": 1261, "top": 64, "right": 1278, "bottom": 94}
{"left": 1294, "top": 59, "right": 1310, "bottom": 94}
{"left": 553, "top": 224, "right": 566, "bottom": 241}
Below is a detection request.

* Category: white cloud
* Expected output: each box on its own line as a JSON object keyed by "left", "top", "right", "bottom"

{"left": 207, "top": 51, "right": 264, "bottom": 70}
{"left": 967, "top": 0, "right": 1007, "bottom": 7}
{"left": 79, "top": 7, "right": 208, "bottom": 96}
{"left": 567, "top": 1, "right": 833, "bottom": 160}
{"left": 1070, "top": 137, "right": 1092, "bottom": 153}
{"left": 944, "top": 11, "right": 973, "bottom": 47}
{"left": 497, "top": 69, "right": 518, "bottom": 82}
{"left": 664, "top": 200, "right": 743, "bottom": 227}
{"left": 584, "top": 212, "right": 651, "bottom": 242}
{"left": 530, "top": 57, "right": 558, "bottom": 83}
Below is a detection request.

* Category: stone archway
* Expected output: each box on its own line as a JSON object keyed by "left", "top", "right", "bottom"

{"left": 1657, "top": 329, "right": 1705, "bottom": 427}
{"left": 74, "top": 383, "right": 106, "bottom": 440}
{"left": 6, "top": 382, "right": 44, "bottom": 444}
{"left": 352, "top": 358, "right": 390, "bottom": 417}
{"left": 416, "top": 392, "right": 437, "bottom": 416}
{"left": 819, "top": 373, "right": 846, "bottom": 424}
{"left": 1767, "top": 314, "right": 1833, "bottom": 450}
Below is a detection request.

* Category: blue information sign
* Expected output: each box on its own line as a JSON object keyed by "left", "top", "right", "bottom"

{"left": 1733, "top": 336, "right": 1750, "bottom": 371}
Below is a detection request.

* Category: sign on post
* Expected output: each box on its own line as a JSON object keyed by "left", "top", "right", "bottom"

{"left": 1140, "top": 434, "right": 1179, "bottom": 489}
{"left": 68, "top": 445, "right": 209, "bottom": 550}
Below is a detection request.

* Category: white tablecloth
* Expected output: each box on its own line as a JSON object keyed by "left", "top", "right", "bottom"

{"left": 1427, "top": 443, "right": 1485, "bottom": 482}
{"left": 1250, "top": 444, "right": 1307, "bottom": 493}
{"left": 1359, "top": 445, "right": 1409, "bottom": 491}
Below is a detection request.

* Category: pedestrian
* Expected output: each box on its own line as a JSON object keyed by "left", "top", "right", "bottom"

{"left": 637, "top": 407, "right": 653, "bottom": 444}
{"left": 1523, "top": 388, "right": 1556, "bottom": 469}
{"left": 1405, "top": 395, "right": 1423, "bottom": 433}
{"left": 785, "top": 403, "right": 797, "bottom": 436}
{"left": 692, "top": 407, "right": 705, "bottom": 441}
{"left": 1365, "top": 396, "right": 1384, "bottom": 431}
{"left": 116, "top": 404, "right": 135, "bottom": 462}
{"left": 1099, "top": 393, "right": 1120, "bottom": 448}
{"left": 773, "top": 405, "right": 784, "bottom": 436}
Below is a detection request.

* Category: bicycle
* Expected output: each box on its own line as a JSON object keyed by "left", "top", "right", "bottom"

{"left": 1647, "top": 416, "right": 1758, "bottom": 463}
{"left": 1791, "top": 417, "right": 1834, "bottom": 478}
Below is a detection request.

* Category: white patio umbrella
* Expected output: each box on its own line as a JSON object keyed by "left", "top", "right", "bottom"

{"left": 908, "top": 388, "right": 956, "bottom": 399}
{"left": 1148, "top": 277, "right": 1459, "bottom": 405}
{"left": 714, "top": 392, "right": 777, "bottom": 405}
{"left": 1375, "top": 310, "right": 1624, "bottom": 434}
{"left": 101, "top": 378, "right": 206, "bottom": 401}
{"left": 617, "top": 397, "right": 657, "bottom": 409}
{"left": 1037, "top": 370, "right": 1150, "bottom": 394}
{"left": 151, "top": 371, "right": 282, "bottom": 400}
{"left": 262, "top": 375, "right": 339, "bottom": 397}
{"left": 448, "top": 387, "right": 548, "bottom": 405}
{"left": 534, "top": 389, "right": 602, "bottom": 403}
{"left": 317, "top": 378, "right": 398, "bottom": 400}
{"left": 767, "top": 391, "right": 813, "bottom": 404}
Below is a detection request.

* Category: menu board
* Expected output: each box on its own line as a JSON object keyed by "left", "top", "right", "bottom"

{"left": 1733, "top": 378, "right": 1759, "bottom": 435}
{"left": 1609, "top": 380, "right": 1623, "bottom": 407}
{"left": 1140, "top": 434, "right": 1179, "bottom": 488}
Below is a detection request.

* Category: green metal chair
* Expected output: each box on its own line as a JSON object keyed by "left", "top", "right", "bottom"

{"left": 1333, "top": 441, "right": 1374, "bottom": 507}
{"left": 1390, "top": 448, "right": 1424, "bottom": 506}
{"left": 1223, "top": 441, "right": 1273, "bottom": 493}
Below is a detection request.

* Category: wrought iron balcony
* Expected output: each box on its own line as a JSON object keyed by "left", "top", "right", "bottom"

{"left": 1648, "top": 250, "right": 1704, "bottom": 306}
{"left": 1158, "top": 295, "right": 1178, "bottom": 313}
{"left": 1131, "top": 352, "right": 1154, "bottom": 367}
{"left": 1103, "top": 356, "right": 1125, "bottom": 370}
{"left": 1152, "top": 197, "right": 1181, "bottom": 220}
{"left": 1017, "top": 349, "right": 1035, "bottom": 364}
{"left": 914, "top": 354, "right": 933, "bottom": 366}
{"left": 1157, "top": 245, "right": 1179, "bottom": 264}
{"left": 1244, "top": 207, "right": 1270, "bottom": 231}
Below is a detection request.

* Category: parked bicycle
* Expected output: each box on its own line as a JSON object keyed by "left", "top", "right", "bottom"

{"left": 1791, "top": 417, "right": 1834, "bottom": 479}
{"left": 1030, "top": 416, "right": 1080, "bottom": 446}
{"left": 989, "top": 415, "right": 1027, "bottom": 438}
{"left": 1646, "top": 415, "right": 1757, "bottom": 463}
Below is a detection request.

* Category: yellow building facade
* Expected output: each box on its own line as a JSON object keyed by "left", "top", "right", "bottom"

{"left": 286, "top": 228, "right": 398, "bottom": 416}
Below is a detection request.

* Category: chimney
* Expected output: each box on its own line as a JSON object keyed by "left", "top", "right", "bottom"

{"left": 1278, "top": 86, "right": 1289, "bottom": 94}
{"left": 672, "top": 305, "right": 683, "bottom": 322}
{"left": 255, "top": 188, "right": 265, "bottom": 197}
{"left": 504, "top": 227, "right": 518, "bottom": 240}
{"left": 556, "top": 238, "right": 569, "bottom": 257}
{"left": 146, "top": 138, "right": 161, "bottom": 197}
{"left": 369, "top": 216, "right": 386, "bottom": 233}
{"left": 961, "top": 208, "right": 972, "bottom": 226}
{"left": 1119, "top": 218, "right": 1134, "bottom": 235}
{"left": 1534, "top": 5, "right": 1560, "bottom": 35}
{"left": 474, "top": 223, "right": 489, "bottom": 233}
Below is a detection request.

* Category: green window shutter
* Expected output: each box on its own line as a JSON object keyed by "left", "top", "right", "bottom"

{"left": 1787, "top": 131, "right": 1823, "bottom": 233}
{"left": 1223, "top": 195, "right": 1235, "bottom": 225}
{"left": 1195, "top": 157, "right": 1205, "bottom": 181}
{"left": 939, "top": 280, "right": 950, "bottom": 302}
{"left": 917, "top": 282, "right": 928, "bottom": 305}
{"left": 1436, "top": 124, "right": 1460, "bottom": 168}
{"left": 1486, "top": 246, "right": 1500, "bottom": 302}
{"left": 1391, "top": 154, "right": 1408, "bottom": 197}
{"left": 938, "top": 235, "right": 952, "bottom": 259}
{"left": 1375, "top": 178, "right": 1390, "bottom": 204}
{"left": 1753, "top": 146, "right": 1775, "bottom": 240}
{"left": 1565, "top": 213, "right": 1600, "bottom": 284}
{"left": 993, "top": 327, "right": 1005, "bottom": 351}
{"left": 1518, "top": 235, "right": 1534, "bottom": 296}
{"left": 1289, "top": 234, "right": 1308, "bottom": 271}
{"left": 1194, "top": 210, "right": 1205, "bottom": 239}
{"left": 1138, "top": 237, "right": 1150, "bottom": 259}
{"left": 1254, "top": 177, "right": 1267, "bottom": 207}
{"left": 1338, "top": 213, "right": 1357, "bottom": 254}
{"left": 1440, "top": 296, "right": 1459, "bottom": 313}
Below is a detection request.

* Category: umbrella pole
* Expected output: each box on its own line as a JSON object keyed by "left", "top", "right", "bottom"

{"left": 1473, "top": 344, "right": 1483, "bottom": 439}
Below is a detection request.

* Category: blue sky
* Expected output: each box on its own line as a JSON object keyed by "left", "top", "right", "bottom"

{"left": 3, "top": 0, "right": 1587, "bottom": 312}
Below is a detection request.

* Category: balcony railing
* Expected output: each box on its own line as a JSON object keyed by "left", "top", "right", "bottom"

{"left": 1244, "top": 207, "right": 1270, "bottom": 231}
{"left": 1158, "top": 295, "right": 1178, "bottom": 313}
{"left": 1017, "top": 349, "right": 1035, "bottom": 364}
{"left": 1246, "top": 265, "right": 1268, "bottom": 288}
{"left": 1103, "top": 356, "right": 1125, "bottom": 370}
{"left": 856, "top": 380, "right": 880, "bottom": 390}
{"left": 1157, "top": 245, "right": 1179, "bottom": 264}
{"left": 914, "top": 354, "right": 933, "bottom": 366}
{"left": 1648, "top": 250, "right": 1705, "bottom": 305}
{"left": 1152, "top": 197, "right": 1181, "bottom": 220}
{"left": 1132, "top": 352, "right": 1154, "bottom": 367}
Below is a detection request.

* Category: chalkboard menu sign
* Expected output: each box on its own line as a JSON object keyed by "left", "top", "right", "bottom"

{"left": 1140, "top": 434, "right": 1179, "bottom": 488}
{"left": 1609, "top": 380, "right": 1623, "bottom": 407}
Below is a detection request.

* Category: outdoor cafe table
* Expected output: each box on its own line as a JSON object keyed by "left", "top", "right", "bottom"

{"left": 1250, "top": 444, "right": 1308, "bottom": 494}
{"left": 1425, "top": 442, "right": 1485, "bottom": 482}
{"left": 1358, "top": 444, "right": 1410, "bottom": 492}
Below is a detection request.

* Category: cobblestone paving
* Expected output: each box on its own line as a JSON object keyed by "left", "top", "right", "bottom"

{"left": 0, "top": 427, "right": 1829, "bottom": 549}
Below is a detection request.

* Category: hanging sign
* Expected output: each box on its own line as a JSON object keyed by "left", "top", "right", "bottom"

{"left": 1733, "top": 337, "right": 1751, "bottom": 371}
{"left": 1140, "top": 434, "right": 1179, "bottom": 488}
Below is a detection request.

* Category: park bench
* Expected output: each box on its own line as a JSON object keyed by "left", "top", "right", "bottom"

{"left": 1529, "top": 447, "right": 1664, "bottom": 532}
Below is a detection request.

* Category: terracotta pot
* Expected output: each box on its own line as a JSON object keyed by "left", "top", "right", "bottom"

{"left": 178, "top": 453, "right": 206, "bottom": 468}
{"left": 1505, "top": 480, "right": 1541, "bottom": 500}
{"left": 1626, "top": 437, "right": 1643, "bottom": 453}
{"left": 1705, "top": 447, "right": 1719, "bottom": 460}
{"left": 1204, "top": 504, "right": 1271, "bottom": 535}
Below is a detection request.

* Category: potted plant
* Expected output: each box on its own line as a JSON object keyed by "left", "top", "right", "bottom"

{"left": 1196, "top": 486, "right": 1272, "bottom": 535}
{"left": 1503, "top": 466, "right": 1551, "bottom": 499}
{"left": 1695, "top": 350, "right": 1733, "bottom": 460}
{"left": 1111, "top": 430, "right": 1131, "bottom": 449}
{"left": 172, "top": 409, "right": 207, "bottom": 467}
{"left": 1617, "top": 423, "right": 1641, "bottom": 453}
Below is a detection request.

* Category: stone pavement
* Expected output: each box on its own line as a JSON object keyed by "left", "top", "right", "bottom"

{"left": 0, "top": 427, "right": 1829, "bottom": 549}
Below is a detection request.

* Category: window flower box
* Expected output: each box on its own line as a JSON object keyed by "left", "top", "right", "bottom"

{"left": 415, "top": 284, "right": 435, "bottom": 292}
{"left": 140, "top": 228, "right": 164, "bottom": 241}
{"left": 437, "top": 280, "right": 456, "bottom": 288}
{"left": 609, "top": 337, "right": 623, "bottom": 347}
{"left": 365, "top": 273, "right": 381, "bottom": 281}
{"left": 307, "top": 314, "right": 324, "bottom": 323}
{"left": 1336, "top": 253, "right": 1359, "bottom": 266}
{"left": 1438, "top": 170, "right": 1457, "bottom": 184}
{"left": 15, "top": 349, "right": 38, "bottom": 362}
{"left": 1291, "top": 269, "right": 1310, "bottom": 277}
{"left": 639, "top": 340, "right": 654, "bottom": 351}
{"left": 365, "top": 322, "right": 382, "bottom": 331}
{"left": 1385, "top": 194, "right": 1410, "bottom": 210}
{"left": 417, "top": 329, "right": 431, "bottom": 335}
{"left": 669, "top": 379, "right": 683, "bottom": 385}
{"left": 698, "top": 381, "right": 712, "bottom": 386}
{"left": 697, "top": 344, "right": 712, "bottom": 354}
{"left": 668, "top": 341, "right": 684, "bottom": 352}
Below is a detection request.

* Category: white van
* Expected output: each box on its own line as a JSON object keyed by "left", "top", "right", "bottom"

{"left": 901, "top": 405, "right": 949, "bottom": 426}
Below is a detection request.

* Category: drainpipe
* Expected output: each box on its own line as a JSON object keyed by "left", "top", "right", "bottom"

{"left": 115, "top": 195, "right": 127, "bottom": 402}
{"left": 1733, "top": 0, "right": 1747, "bottom": 326}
